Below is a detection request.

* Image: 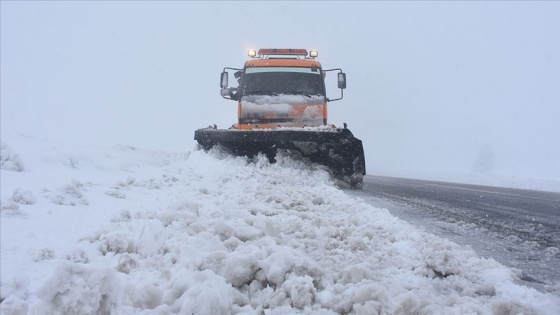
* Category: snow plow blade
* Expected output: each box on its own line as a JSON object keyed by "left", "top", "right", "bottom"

{"left": 194, "top": 127, "right": 366, "bottom": 187}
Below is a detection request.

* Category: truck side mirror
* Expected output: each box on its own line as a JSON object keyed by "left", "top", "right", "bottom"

{"left": 338, "top": 72, "right": 347, "bottom": 89}
{"left": 220, "top": 72, "right": 228, "bottom": 88}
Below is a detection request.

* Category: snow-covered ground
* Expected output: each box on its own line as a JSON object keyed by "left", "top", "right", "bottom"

{"left": 1, "top": 133, "right": 559, "bottom": 314}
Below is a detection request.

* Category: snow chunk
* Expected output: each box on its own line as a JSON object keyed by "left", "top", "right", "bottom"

{"left": 98, "top": 231, "right": 135, "bottom": 255}
{"left": 130, "top": 279, "right": 163, "bottom": 309}
{"left": 35, "top": 262, "right": 119, "bottom": 315}
{"left": 0, "top": 295, "right": 29, "bottom": 315}
{"left": 105, "top": 189, "right": 125, "bottom": 199}
{"left": 282, "top": 275, "right": 316, "bottom": 309}
{"left": 422, "top": 240, "right": 465, "bottom": 277}
{"left": 47, "top": 180, "right": 89, "bottom": 206}
{"left": 0, "top": 201, "right": 22, "bottom": 216}
{"left": 221, "top": 243, "right": 265, "bottom": 288}
{"left": 258, "top": 246, "right": 323, "bottom": 288}
{"left": 175, "top": 270, "right": 234, "bottom": 315}
{"left": 116, "top": 254, "right": 138, "bottom": 274}
{"left": 34, "top": 248, "right": 55, "bottom": 262}
{"left": 64, "top": 249, "right": 90, "bottom": 264}
{"left": 0, "top": 141, "right": 24, "bottom": 171}
{"left": 135, "top": 219, "right": 167, "bottom": 256}
{"left": 9, "top": 188, "right": 35, "bottom": 205}
{"left": 492, "top": 300, "right": 540, "bottom": 315}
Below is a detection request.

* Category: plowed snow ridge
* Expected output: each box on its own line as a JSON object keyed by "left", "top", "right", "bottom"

{"left": 1, "top": 134, "right": 559, "bottom": 314}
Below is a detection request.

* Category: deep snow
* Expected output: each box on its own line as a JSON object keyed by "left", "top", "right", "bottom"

{"left": 1, "top": 133, "right": 559, "bottom": 314}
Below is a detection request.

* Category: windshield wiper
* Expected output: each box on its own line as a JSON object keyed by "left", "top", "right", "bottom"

{"left": 283, "top": 92, "right": 322, "bottom": 98}
{"left": 244, "top": 91, "right": 280, "bottom": 96}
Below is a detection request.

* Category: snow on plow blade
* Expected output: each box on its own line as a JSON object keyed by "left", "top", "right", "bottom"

{"left": 194, "top": 128, "right": 366, "bottom": 188}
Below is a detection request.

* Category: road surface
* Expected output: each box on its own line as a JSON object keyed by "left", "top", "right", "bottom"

{"left": 347, "top": 175, "right": 560, "bottom": 292}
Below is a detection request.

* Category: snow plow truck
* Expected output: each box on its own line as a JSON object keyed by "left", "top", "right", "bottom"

{"left": 194, "top": 48, "right": 366, "bottom": 187}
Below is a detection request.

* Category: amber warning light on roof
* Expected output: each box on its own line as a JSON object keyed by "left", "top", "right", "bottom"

{"left": 248, "top": 48, "right": 319, "bottom": 59}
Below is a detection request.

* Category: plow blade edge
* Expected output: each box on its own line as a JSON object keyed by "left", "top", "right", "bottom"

{"left": 194, "top": 128, "right": 366, "bottom": 188}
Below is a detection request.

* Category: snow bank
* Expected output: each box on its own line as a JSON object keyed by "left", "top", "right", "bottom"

{"left": 1, "top": 134, "right": 559, "bottom": 314}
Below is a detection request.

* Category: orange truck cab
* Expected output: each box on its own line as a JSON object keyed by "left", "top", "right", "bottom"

{"left": 219, "top": 48, "right": 347, "bottom": 129}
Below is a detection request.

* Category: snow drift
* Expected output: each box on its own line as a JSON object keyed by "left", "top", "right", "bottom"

{"left": 1, "top": 134, "right": 559, "bottom": 314}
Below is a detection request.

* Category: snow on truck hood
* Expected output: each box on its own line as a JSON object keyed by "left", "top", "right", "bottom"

{"left": 1, "top": 134, "right": 559, "bottom": 314}
{"left": 241, "top": 94, "right": 325, "bottom": 105}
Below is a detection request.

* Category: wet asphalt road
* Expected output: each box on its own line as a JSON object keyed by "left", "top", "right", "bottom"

{"left": 349, "top": 175, "right": 560, "bottom": 290}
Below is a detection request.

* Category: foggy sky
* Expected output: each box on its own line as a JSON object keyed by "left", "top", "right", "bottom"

{"left": 2, "top": 1, "right": 559, "bottom": 182}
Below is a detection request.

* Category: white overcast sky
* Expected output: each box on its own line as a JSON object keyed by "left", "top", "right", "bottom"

{"left": 1, "top": 1, "right": 559, "bottom": 181}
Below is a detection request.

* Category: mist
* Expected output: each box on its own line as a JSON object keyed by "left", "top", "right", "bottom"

{"left": 2, "top": 1, "right": 559, "bottom": 183}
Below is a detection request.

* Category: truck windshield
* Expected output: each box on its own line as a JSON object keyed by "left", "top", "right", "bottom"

{"left": 241, "top": 67, "right": 325, "bottom": 97}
